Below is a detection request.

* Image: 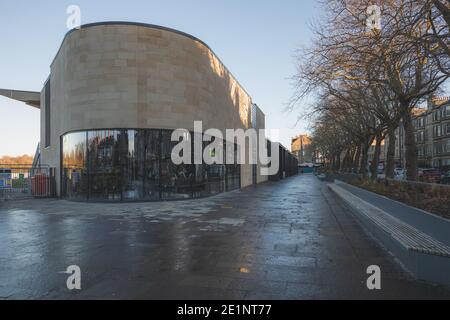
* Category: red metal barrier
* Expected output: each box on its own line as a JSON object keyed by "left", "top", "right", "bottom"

{"left": 31, "top": 174, "right": 55, "bottom": 197}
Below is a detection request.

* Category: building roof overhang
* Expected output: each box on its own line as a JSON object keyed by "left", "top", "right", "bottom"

{"left": 0, "top": 89, "right": 40, "bottom": 108}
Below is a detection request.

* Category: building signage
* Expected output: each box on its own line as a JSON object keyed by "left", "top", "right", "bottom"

{"left": 0, "top": 169, "right": 12, "bottom": 189}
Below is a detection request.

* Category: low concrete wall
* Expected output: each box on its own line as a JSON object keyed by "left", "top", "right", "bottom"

{"left": 321, "top": 173, "right": 362, "bottom": 183}
{"left": 329, "top": 181, "right": 450, "bottom": 287}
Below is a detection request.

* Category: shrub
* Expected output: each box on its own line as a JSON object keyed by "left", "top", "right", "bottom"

{"left": 348, "top": 178, "right": 450, "bottom": 220}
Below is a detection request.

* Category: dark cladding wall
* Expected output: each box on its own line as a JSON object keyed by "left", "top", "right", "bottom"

{"left": 268, "top": 142, "right": 299, "bottom": 181}
{"left": 62, "top": 129, "right": 240, "bottom": 201}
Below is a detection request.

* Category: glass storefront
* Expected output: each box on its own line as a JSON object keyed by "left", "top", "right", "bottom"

{"left": 62, "top": 129, "right": 241, "bottom": 201}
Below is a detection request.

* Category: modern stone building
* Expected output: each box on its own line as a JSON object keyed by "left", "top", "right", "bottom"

{"left": 1, "top": 22, "right": 298, "bottom": 201}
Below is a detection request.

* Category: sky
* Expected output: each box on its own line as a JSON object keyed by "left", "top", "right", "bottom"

{"left": 0, "top": 0, "right": 320, "bottom": 157}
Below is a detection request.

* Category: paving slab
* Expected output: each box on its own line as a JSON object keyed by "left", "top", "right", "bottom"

{"left": 0, "top": 175, "right": 449, "bottom": 299}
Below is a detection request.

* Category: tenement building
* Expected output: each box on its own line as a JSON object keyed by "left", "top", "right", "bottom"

{"left": 415, "top": 97, "right": 450, "bottom": 170}
{"left": 385, "top": 97, "right": 450, "bottom": 171}
{"left": 291, "top": 135, "right": 314, "bottom": 164}
{"left": 1, "top": 22, "right": 298, "bottom": 201}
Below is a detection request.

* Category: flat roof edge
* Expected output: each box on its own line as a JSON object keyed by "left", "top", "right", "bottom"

{"left": 0, "top": 89, "right": 40, "bottom": 108}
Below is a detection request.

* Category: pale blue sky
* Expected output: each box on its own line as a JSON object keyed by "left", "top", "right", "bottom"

{"left": 0, "top": 0, "right": 320, "bottom": 157}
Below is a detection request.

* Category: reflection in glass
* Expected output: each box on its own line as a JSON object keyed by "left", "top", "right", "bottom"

{"left": 62, "top": 131, "right": 88, "bottom": 200}
{"left": 61, "top": 129, "right": 241, "bottom": 202}
{"left": 160, "top": 130, "right": 196, "bottom": 200}
{"left": 88, "top": 130, "right": 121, "bottom": 201}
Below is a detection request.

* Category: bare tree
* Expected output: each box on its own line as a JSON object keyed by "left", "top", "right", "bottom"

{"left": 290, "top": 0, "right": 449, "bottom": 180}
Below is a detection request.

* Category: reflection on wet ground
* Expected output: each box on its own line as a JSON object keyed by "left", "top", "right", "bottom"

{"left": 0, "top": 175, "right": 449, "bottom": 299}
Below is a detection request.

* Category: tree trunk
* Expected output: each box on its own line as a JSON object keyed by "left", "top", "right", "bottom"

{"left": 349, "top": 147, "right": 357, "bottom": 172}
{"left": 335, "top": 152, "right": 341, "bottom": 173}
{"left": 360, "top": 144, "right": 369, "bottom": 178}
{"left": 342, "top": 149, "right": 350, "bottom": 172}
{"left": 403, "top": 111, "right": 418, "bottom": 181}
{"left": 370, "top": 133, "right": 382, "bottom": 181}
{"left": 353, "top": 145, "right": 361, "bottom": 174}
{"left": 329, "top": 156, "right": 335, "bottom": 173}
{"left": 385, "top": 126, "right": 396, "bottom": 179}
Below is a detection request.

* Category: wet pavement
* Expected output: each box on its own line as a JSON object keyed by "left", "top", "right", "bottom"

{"left": 0, "top": 174, "right": 449, "bottom": 300}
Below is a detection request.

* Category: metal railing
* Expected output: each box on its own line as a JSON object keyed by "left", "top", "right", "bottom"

{"left": 0, "top": 164, "right": 56, "bottom": 200}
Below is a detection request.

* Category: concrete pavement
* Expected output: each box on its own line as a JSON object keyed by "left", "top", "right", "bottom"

{"left": 0, "top": 175, "right": 449, "bottom": 299}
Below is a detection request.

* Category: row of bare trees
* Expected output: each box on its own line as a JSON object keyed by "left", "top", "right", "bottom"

{"left": 290, "top": 0, "right": 449, "bottom": 180}
{"left": 0, "top": 155, "right": 33, "bottom": 165}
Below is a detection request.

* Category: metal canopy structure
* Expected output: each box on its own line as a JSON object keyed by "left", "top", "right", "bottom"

{"left": 0, "top": 89, "right": 40, "bottom": 108}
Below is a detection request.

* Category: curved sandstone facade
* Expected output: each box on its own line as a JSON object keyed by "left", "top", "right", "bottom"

{"left": 40, "top": 22, "right": 265, "bottom": 197}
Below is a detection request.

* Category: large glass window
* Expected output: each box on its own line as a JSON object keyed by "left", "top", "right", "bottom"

{"left": 87, "top": 130, "right": 122, "bottom": 201}
{"left": 141, "top": 130, "right": 160, "bottom": 201}
{"left": 62, "top": 132, "right": 88, "bottom": 200}
{"left": 61, "top": 129, "right": 240, "bottom": 201}
{"left": 160, "top": 130, "right": 196, "bottom": 200}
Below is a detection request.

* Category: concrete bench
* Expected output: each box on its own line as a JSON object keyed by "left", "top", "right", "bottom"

{"left": 329, "top": 182, "right": 450, "bottom": 287}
